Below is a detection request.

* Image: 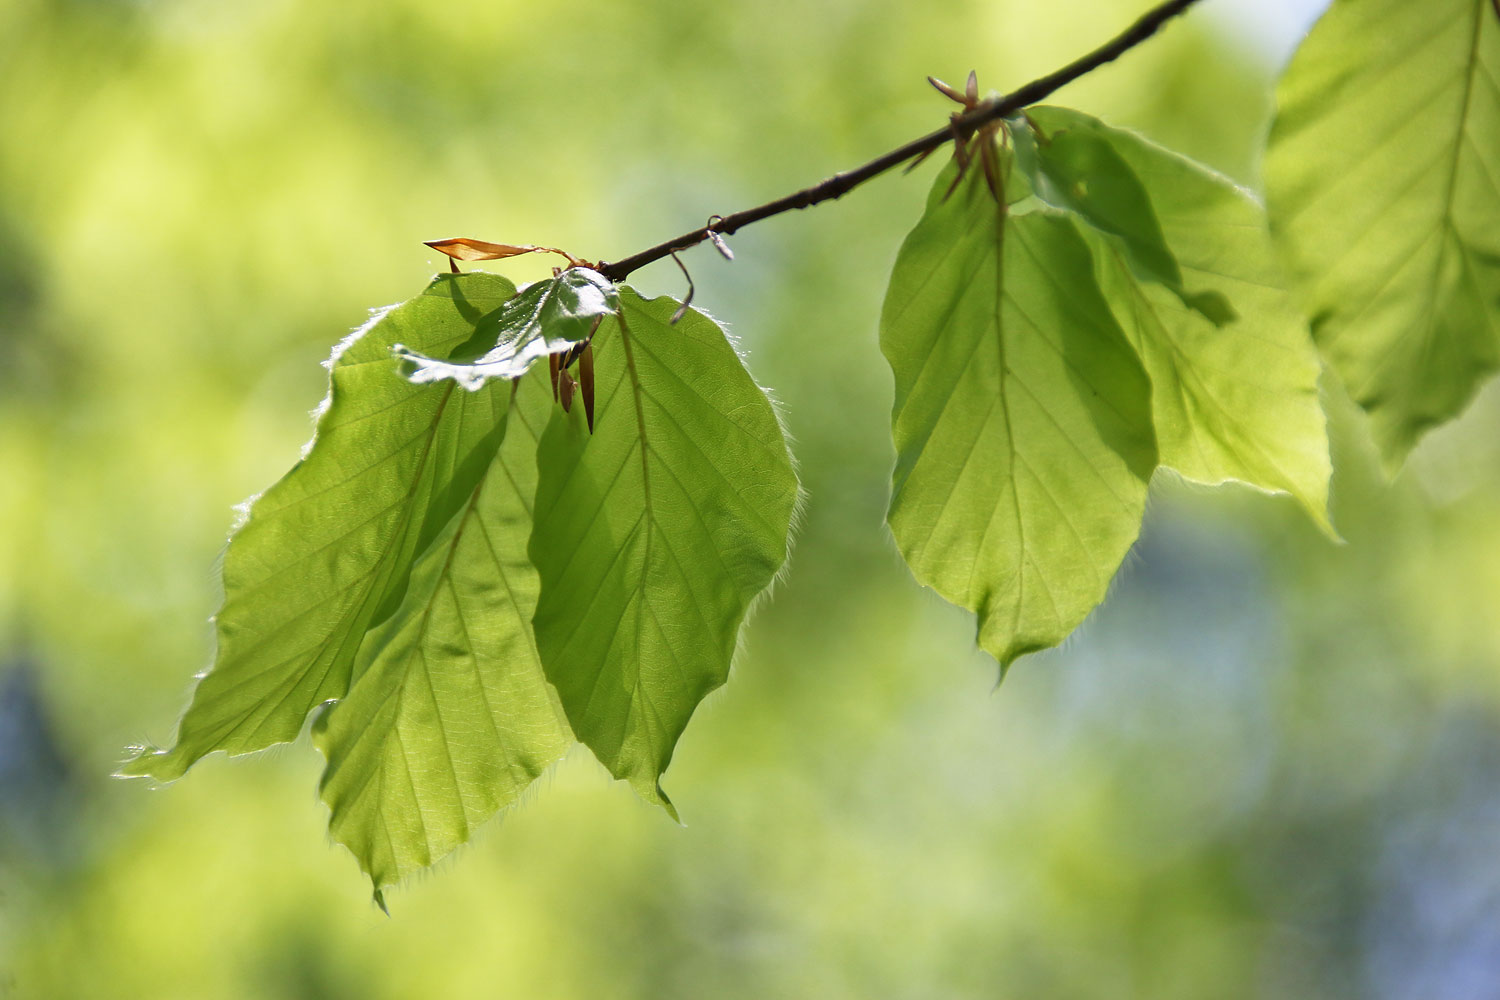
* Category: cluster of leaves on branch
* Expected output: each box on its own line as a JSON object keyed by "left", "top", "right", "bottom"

{"left": 122, "top": 0, "right": 1500, "bottom": 903}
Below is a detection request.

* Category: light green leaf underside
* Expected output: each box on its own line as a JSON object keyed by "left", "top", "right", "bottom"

{"left": 314, "top": 370, "right": 571, "bottom": 891}
{"left": 529, "top": 289, "right": 797, "bottom": 811}
{"left": 1266, "top": 0, "right": 1500, "bottom": 469}
{"left": 882, "top": 162, "right": 1157, "bottom": 672}
{"left": 396, "top": 268, "right": 619, "bottom": 389}
{"left": 1007, "top": 111, "right": 1234, "bottom": 327}
{"left": 121, "top": 273, "right": 522, "bottom": 781}
{"left": 1026, "top": 107, "right": 1332, "bottom": 530}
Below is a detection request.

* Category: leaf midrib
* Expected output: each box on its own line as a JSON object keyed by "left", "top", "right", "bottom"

{"left": 616, "top": 312, "right": 655, "bottom": 723}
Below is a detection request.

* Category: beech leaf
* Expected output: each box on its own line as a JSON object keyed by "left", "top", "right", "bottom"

{"left": 882, "top": 158, "right": 1157, "bottom": 672}
{"left": 1008, "top": 112, "right": 1234, "bottom": 327}
{"left": 1266, "top": 0, "right": 1500, "bottom": 469}
{"left": 528, "top": 289, "right": 798, "bottom": 810}
{"left": 1022, "top": 107, "right": 1333, "bottom": 531}
{"left": 314, "top": 370, "right": 571, "bottom": 894}
{"left": 120, "top": 273, "right": 527, "bottom": 781}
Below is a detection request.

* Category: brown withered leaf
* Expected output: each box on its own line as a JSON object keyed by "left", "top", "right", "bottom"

{"left": 425, "top": 238, "right": 588, "bottom": 270}
{"left": 425, "top": 238, "right": 547, "bottom": 261}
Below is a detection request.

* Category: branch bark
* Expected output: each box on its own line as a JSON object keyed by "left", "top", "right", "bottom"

{"left": 598, "top": 0, "right": 1206, "bottom": 283}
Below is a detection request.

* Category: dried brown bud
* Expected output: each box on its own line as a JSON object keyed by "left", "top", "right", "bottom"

{"left": 425, "top": 238, "right": 544, "bottom": 261}
{"left": 579, "top": 341, "right": 595, "bottom": 432}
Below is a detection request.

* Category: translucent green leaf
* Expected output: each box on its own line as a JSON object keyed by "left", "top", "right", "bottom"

{"left": 1266, "top": 0, "right": 1500, "bottom": 469}
{"left": 395, "top": 268, "right": 619, "bottom": 389}
{"left": 121, "top": 272, "right": 524, "bottom": 780}
{"left": 313, "top": 369, "right": 571, "bottom": 893}
{"left": 1007, "top": 111, "right": 1234, "bottom": 327}
{"left": 882, "top": 160, "right": 1157, "bottom": 673}
{"left": 1023, "top": 107, "right": 1333, "bottom": 530}
{"left": 528, "top": 289, "right": 798, "bottom": 811}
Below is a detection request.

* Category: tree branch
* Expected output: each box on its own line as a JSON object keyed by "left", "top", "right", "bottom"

{"left": 598, "top": 0, "right": 1206, "bottom": 283}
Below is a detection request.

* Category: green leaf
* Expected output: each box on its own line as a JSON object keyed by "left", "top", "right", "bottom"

{"left": 528, "top": 289, "right": 798, "bottom": 811}
{"left": 1023, "top": 107, "right": 1333, "bottom": 530}
{"left": 882, "top": 160, "right": 1157, "bottom": 673}
{"left": 121, "top": 272, "right": 524, "bottom": 781}
{"left": 1007, "top": 111, "right": 1234, "bottom": 327}
{"left": 1265, "top": 0, "right": 1500, "bottom": 469}
{"left": 395, "top": 268, "right": 619, "bottom": 388}
{"left": 313, "top": 368, "right": 571, "bottom": 892}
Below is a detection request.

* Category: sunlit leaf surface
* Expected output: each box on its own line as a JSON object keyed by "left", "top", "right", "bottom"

{"left": 529, "top": 290, "right": 798, "bottom": 810}
{"left": 882, "top": 160, "right": 1157, "bottom": 673}
{"left": 121, "top": 273, "right": 524, "bottom": 781}
{"left": 1008, "top": 110, "right": 1233, "bottom": 327}
{"left": 1022, "top": 107, "right": 1332, "bottom": 528}
{"left": 1266, "top": 0, "right": 1500, "bottom": 469}
{"left": 314, "top": 370, "right": 571, "bottom": 894}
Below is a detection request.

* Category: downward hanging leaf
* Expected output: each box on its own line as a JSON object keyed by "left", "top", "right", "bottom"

{"left": 314, "top": 369, "right": 571, "bottom": 895}
{"left": 882, "top": 157, "right": 1157, "bottom": 673}
{"left": 121, "top": 273, "right": 526, "bottom": 782}
{"left": 528, "top": 290, "right": 798, "bottom": 811}
{"left": 396, "top": 268, "right": 618, "bottom": 389}
{"left": 1019, "top": 107, "right": 1333, "bottom": 530}
{"left": 1266, "top": 0, "right": 1500, "bottom": 469}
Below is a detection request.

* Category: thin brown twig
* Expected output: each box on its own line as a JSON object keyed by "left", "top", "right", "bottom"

{"left": 597, "top": 0, "right": 1204, "bottom": 283}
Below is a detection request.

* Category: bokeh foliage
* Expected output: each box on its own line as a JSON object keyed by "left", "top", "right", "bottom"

{"left": 5, "top": 0, "right": 1500, "bottom": 997}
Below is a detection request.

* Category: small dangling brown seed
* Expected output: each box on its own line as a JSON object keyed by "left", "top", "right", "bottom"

{"left": 559, "top": 369, "right": 575, "bottom": 412}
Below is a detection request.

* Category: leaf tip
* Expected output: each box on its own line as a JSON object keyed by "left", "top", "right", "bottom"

{"left": 992, "top": 662, "right": 1011, "bottom": 692}
{"left": 113, "top": 751, "right": 153, "bottom": 781}
{"left": 632, "top": 775, "right": 682, "bottom": 824}
{"left": 657, "top": 789, "right": 682, "bottom": 825}
{"left": 1374, "top": 436, "right": 1416, "bottom": 482}
{"left": 1303, "top": 497, "right": 1343, "bottom": 544}
{"left": 114, "top": 744, "right": 188, "bottom": 783}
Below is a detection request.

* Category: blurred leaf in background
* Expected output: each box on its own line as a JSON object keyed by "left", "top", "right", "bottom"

{"left": 7, "top": 0, "right": 1500, "bottom": 997}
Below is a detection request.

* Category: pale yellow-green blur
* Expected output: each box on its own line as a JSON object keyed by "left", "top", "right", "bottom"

{"left": 3, "top": 0, "right": 1498, "bottom": 997}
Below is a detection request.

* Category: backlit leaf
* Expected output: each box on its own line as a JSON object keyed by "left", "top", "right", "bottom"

{"left": 1008, "top": 111, "right": 1234, "bottom": 326}
{"left": 1265, "top": 0, "right": 1500, "bottom": 469}
{"left": 882, "top": 158, "right": 1157, "bottom": 673}
{"left": 314, "top": 369, "right": 571, "bottom": 893}
{"left": 1023, "top": 107, "right": 1332, "bottom": 530}
{"left": 528, "top": 289, "right": 798, "bottom": 810}
{"left": 120, "top": 273, "right": 523, "bottom": 781}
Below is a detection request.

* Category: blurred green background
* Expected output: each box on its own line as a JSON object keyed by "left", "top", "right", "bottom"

{"left": 5, "top": 0, "right": 1500, "bottom": 996}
